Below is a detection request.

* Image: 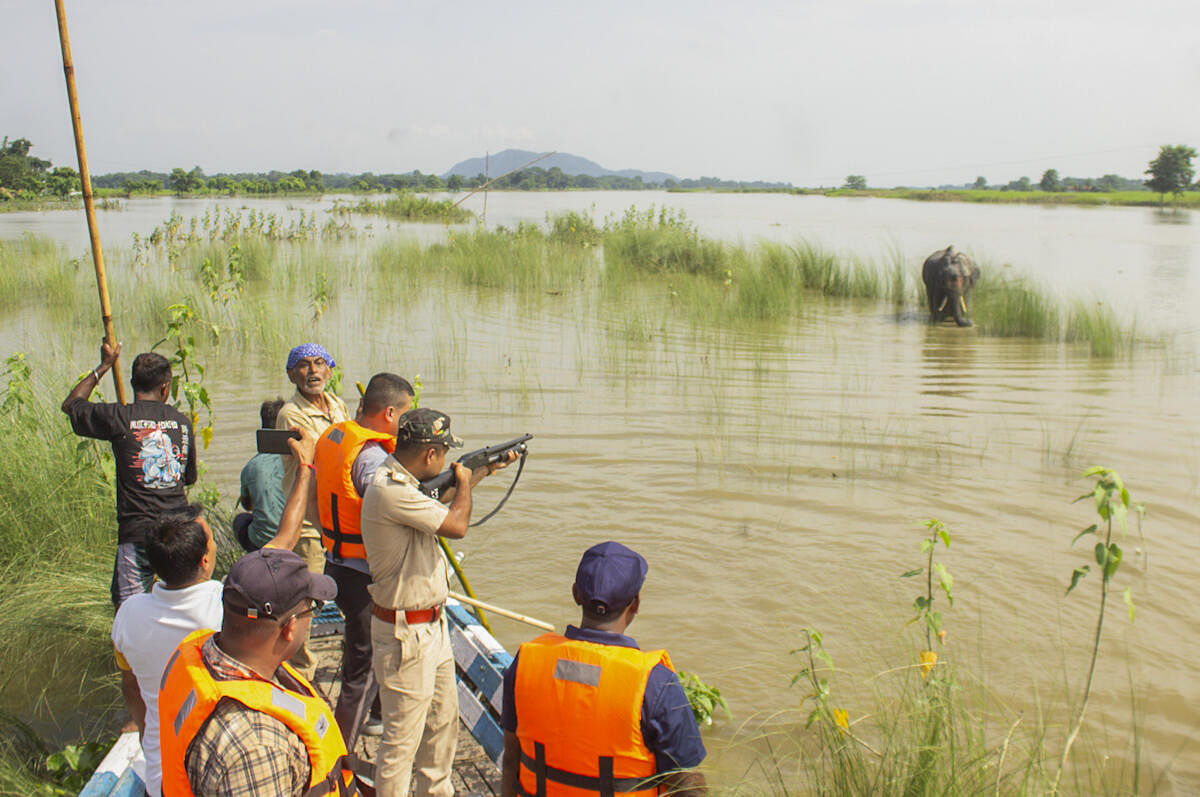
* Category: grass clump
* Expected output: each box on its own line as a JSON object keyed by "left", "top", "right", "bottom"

{"left": 0, "top": 235, "right": 83, "bottom": 316}
{"left": 339, "top": 194, "right": 472, "bottom": 223}
{"left": 601, "top": 206, "right": 730, "bottom": 279}
{"left": 972, "top": 274, "right": 1062, "bottom": 339}
{"left": 0, "top": 355, "right": 118, "bottom": 776}
{"left": 1066, "top": 300, "right": 1130, "bottom": 357}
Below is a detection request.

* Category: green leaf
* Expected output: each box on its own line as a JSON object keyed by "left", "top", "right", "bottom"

{"left": 1103, "top": 543, "right": 1122, "bottom": 579}
{"left": 1094, "top": 542, "right": 1108, "bottom": 566}
{"left": 1071, "top": 524, "right": 1098, "bottom": 545}
{"left": 926, "top": 612, "right": 942, "bottom": 634}
{"left": 913, "top": 596, "right": 929, "bottom": 612}
{"left": 815, "top": 649, "right": 834, "bottom": 672}
{"left": 1119, "top": 487, "right": 1130, "bottom": 508}
{"left": 1082, "top": 465, "right": 1107, "bottom": 477}
{"left": 1123, "top": 587, "right": 1135, "bottom": 621}
{"left": 1067, "top": 565, "right": 1090, "bottom": 594}
{"left": 921, "top": 539, "right": 934, "bottom": 553}
{"left": 900, "top": 568, "right": 924, "bottom": 579}
{"left": 938, "top": 528, "right": 951, "bottom": 548}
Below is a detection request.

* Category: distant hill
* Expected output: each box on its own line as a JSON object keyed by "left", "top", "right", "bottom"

{"left": 442, "top": 149, "right": 677, "bottom": 184}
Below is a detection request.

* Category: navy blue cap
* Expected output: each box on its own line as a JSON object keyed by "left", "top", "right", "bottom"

{"left": 574, "top": 541, "right": 648, "bottom": 617}
{"left": 224, "top": 548, "right": 337, "bottom": 620}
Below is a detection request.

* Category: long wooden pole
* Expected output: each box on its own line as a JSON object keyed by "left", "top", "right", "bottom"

{"left": 54, "top": 0, "right": 126, "bottom": 404}
{"left": 448, "top": 590, "right": 554, "bottom": 633}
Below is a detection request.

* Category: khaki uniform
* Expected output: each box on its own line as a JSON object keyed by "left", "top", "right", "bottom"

{"left": 360, "top": 456, "right": 455, "bottom": 797}
{"left": 276, "top": 389, "right": 350, "bottom": 679}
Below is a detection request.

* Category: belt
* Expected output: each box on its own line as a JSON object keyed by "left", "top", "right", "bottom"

{"left": 371, "top": 602, "right": 442, "bottom": 624}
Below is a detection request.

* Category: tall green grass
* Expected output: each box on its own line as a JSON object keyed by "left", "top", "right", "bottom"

{"left": 0, "top": 236, "right": 84, "bottom": 317}
{"left": 336, "top": 194, "right": 473, "bottom": 223}
{"left": 0, "top": 358, "right": 119, "bottom": 787}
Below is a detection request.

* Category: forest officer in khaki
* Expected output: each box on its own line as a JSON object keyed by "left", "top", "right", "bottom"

{"left": 360, "top": 408, "right": 515, "bottom": 797}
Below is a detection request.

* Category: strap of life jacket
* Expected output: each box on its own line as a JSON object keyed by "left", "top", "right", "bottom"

{"left": 516, "top": 742, "right": 651, "bottom": 797}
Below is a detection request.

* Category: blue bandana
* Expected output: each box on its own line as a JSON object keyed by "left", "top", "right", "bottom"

{"left": 286, "top": 343, "right": 336, "bottom": 371}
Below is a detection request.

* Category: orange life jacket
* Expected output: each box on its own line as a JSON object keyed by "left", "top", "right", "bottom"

{"left": 315, "top": 421, "right": 394, "bottom": 560}
{"left": 513, "top": 632, "right": 672, "bottom": 797}
{"left": 158, "top": 629, "right": 360, "bottom": 797}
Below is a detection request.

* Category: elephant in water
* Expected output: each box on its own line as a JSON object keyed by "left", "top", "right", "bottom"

{"left": 922, "top": 246, "right": 981, "bottom": 327}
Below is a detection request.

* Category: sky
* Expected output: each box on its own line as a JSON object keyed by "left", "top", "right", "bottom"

{"left": 4, "top": 0, "right": 1200, "bottom": 187}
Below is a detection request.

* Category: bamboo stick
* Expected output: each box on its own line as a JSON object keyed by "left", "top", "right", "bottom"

{"left": 54, "top": 0, "right": 125, "bottom": 404}
{"left": 440, "top": 537, "right": 492, "bottom": 633}
{"left": 453, "top": 151, "right": 556, "bottom": 208}
{"left": 448, "top": 590, "right": 554, "bottom": 632}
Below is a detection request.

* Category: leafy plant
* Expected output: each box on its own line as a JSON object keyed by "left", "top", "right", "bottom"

{"left": 1053, "top": 466, "right": 1145, "bottom": 792}
{"left": 155, "top": 303, "right": 215, "bottom": 448}
{"left": 677, "top": 670, "right": 730, "bottom": 727}
{"left": 44, "top": 741, "right": 107, "bottom": 794}
{"left": 901, "top": 518, "right": 953, "bottom": 677}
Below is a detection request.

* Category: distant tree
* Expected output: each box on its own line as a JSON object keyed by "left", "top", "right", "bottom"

{"left": 275, "top": 176, "right": 299, "bottom": 192}
{"left": 446, "top": 174, "right": 463, "bottom": 192}
{"left": 843, "top": 175, "right": 867, "bottom": 190}
{"left": 45, "top": 166, "right": 79, "bottom": 198}
{"left": 546, "top": 166, "right": 568, "bottom": 190}
{"left": 0, "top": 136, "right": 52, "bottom": 193}
{"left": 169, "top": 167, "right": 190, "bottom": 193}
{"left": 1039, "top": 168, "right": 1061, "bottom": 192}
{"left": 1004, "top": 176, "right": 1032, "bottom": 191}
{"left": 186, "top": 166, "right": 206, "bottom": 192}
{"left": 1144, "top": 145, "right": 1197, "bottom": 201}
{"left": 972, "top": 176, "right": 988, "bottom": 190}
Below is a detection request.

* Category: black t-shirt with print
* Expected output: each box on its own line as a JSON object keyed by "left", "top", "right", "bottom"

{"left": 66, "top": 398, "right": 198, "bottom": 544}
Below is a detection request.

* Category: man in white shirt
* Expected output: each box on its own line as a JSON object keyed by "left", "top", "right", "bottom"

{"left": 111, "top": 432, "right": 316, "bottom": 796}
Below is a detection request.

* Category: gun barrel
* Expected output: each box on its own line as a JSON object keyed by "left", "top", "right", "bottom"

{"left": 418, "top": 433, "right": 532, "bottom": 498}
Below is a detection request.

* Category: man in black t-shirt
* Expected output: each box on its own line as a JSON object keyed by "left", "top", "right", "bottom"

{"left": 62, "top": 342, "right": 198, "bottom": 608}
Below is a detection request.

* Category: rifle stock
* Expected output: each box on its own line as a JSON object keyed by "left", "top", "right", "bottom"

{"left": 419, "top": 433, "right": 533, "bottom": 499}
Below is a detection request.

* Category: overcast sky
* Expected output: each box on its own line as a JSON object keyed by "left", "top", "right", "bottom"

{"left": 4, "top": 0, "right": 1199, "bottom": 187}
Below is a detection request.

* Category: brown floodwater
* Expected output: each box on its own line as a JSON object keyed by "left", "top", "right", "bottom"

{"left": 2, "top": 193, "right": 1197, "bottom": 790}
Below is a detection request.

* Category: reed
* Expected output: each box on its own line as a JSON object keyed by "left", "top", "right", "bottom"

{"left": 0, "top": 235, "right": 83, "bottom": 316}
{"left": 1065, "top": 300, "right": 1129, "bottom": 357}
{"left": 601, "top": 206, "right": 730, "bottom": 280}
{"left": 0, "top": 360, "right": 119, "bottom": 747}
{"left": 971, "top": 274, "right": 1062, "bottom": 339}
{"left": 335, "top": 195, "right": 473, "bottom": 223}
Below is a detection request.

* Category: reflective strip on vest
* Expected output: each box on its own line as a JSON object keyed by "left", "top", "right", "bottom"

{"left": 554, "top": 658, "right": 601, "bottom": 687}
{"left": 173, "top": 689, "right": 196, "bottom": 737}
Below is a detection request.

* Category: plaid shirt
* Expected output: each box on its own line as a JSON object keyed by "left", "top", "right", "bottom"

{"left": 183, "top": 636, "right": 312, "bottom": 796}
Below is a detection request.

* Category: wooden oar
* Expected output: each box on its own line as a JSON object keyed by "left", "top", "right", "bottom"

{"left": 54, "top": 0, "right": 125, "bottom": 404}
{"left": 448, "top": 590, "right": 554, "bottom": 632}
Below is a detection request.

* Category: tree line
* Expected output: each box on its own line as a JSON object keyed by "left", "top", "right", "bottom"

{"left": 3, "top": 135, "right": 1195, "bottom": 202}
{"left": 842, "top": 145, "right": 1198, "bottom": 201}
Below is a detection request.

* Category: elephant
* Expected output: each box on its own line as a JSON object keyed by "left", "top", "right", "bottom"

{"left": 922, "top": 245, "right": 981, "bottom": 327}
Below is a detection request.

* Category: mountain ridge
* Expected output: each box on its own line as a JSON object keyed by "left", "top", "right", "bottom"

{"left": 442, "top": 149, "right": 677, "bottom": 184}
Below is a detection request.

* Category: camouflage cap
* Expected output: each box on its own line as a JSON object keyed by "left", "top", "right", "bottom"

{"left": 396, "top": 407, "right": 464, "bottom": 448}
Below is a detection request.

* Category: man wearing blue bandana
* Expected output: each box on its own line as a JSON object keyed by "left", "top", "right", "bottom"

{"left": 276, "top": 342, "right": 350, "bottom": 680}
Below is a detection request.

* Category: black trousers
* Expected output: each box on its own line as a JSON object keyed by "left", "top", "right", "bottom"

{"left": 325, "top": 559, "right": 379, "bottom": 750}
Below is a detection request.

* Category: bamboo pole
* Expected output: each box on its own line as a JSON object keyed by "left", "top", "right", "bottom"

{"left": 453, "top": 151, "right": 556, "bottom": 208}
{"left": 448, "top": 590, "right": 554, "bottom": 632}
{"left": 439, "top": 537, "right": 492, "bottom": 633}
{"left": 54, "top": 0, "right": 125, "bottom": 404}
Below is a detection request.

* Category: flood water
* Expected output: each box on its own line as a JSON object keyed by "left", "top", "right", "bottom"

{"left": 2, "top": 192, "right": 1198, "bottom": 790}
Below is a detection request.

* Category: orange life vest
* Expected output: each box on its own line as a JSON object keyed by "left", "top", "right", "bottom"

{"left": 315, "top": 421, "right": 394, "bottom": 560}
{"left": 158, "top": 630, "right": 360, "bottom": 797}
{"left": 513, "top": 632, "right": 672, "bottom": 797}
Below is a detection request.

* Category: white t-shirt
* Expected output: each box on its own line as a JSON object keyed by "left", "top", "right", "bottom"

{"left": 111, "top": 580, "right": 223, "bottom": 797}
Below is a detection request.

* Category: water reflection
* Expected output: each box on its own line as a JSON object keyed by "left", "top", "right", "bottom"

{"left": 918, "top": 324, "right": 978, "bottom": 415}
